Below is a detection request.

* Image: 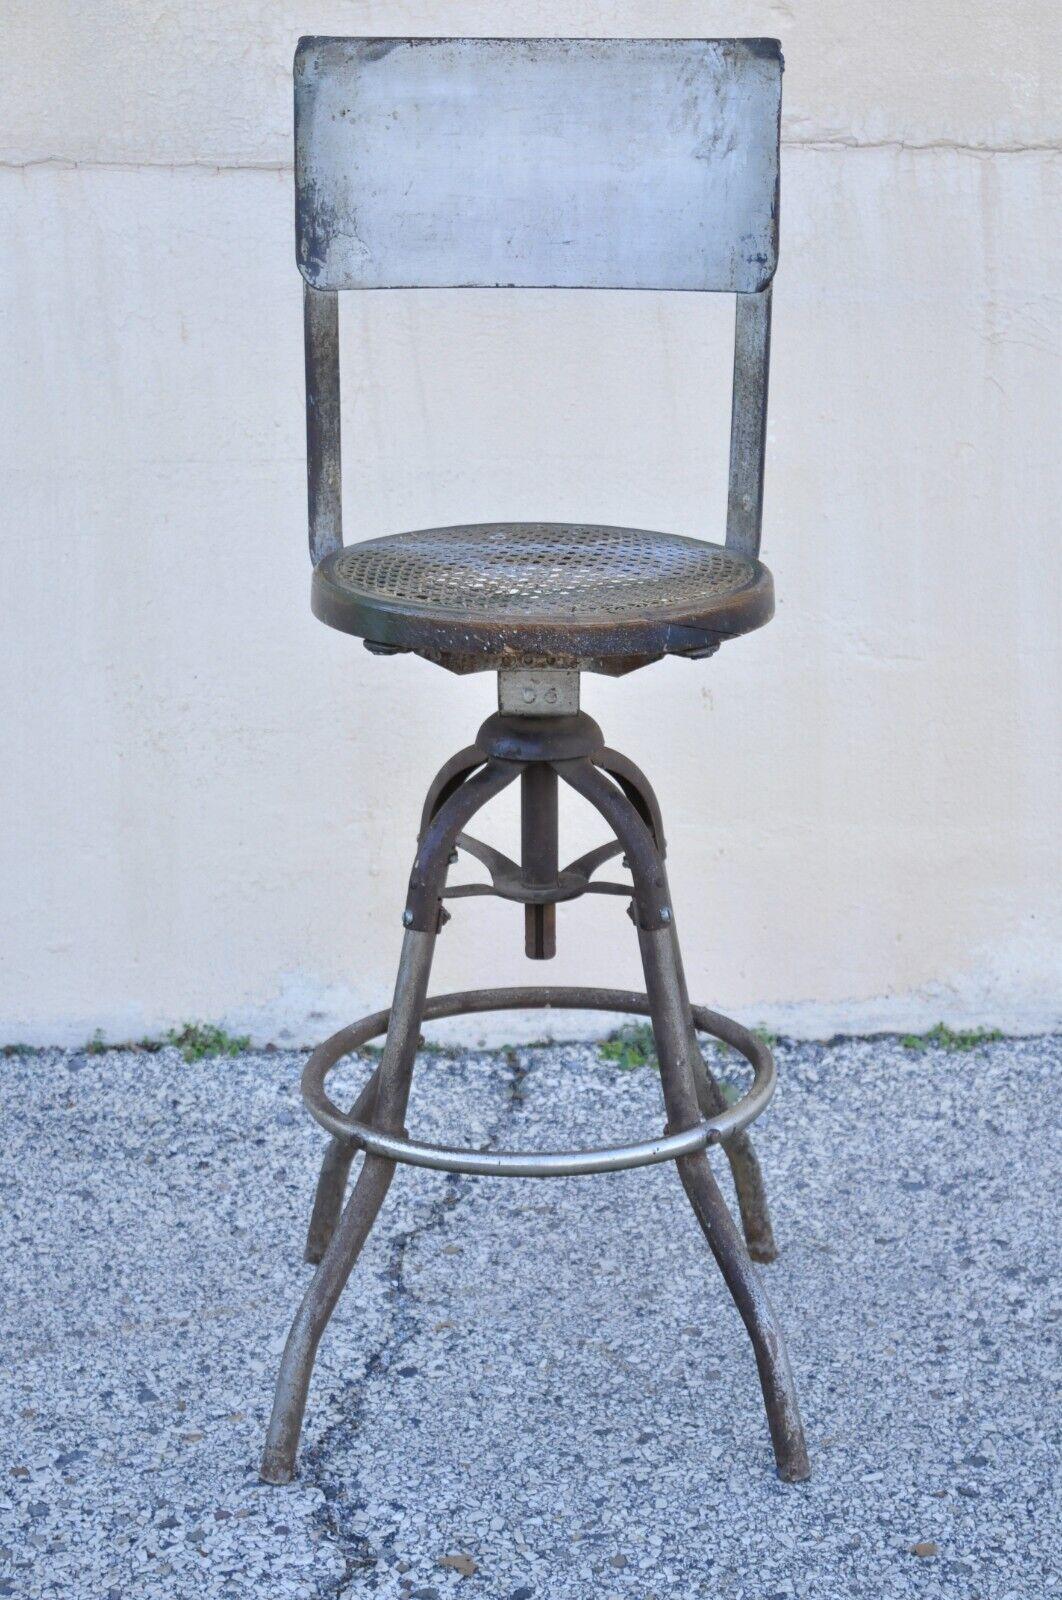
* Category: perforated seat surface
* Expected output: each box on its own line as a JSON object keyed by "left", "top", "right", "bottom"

{"left": 312, "top": 522, "right": 773, "bottom": 673}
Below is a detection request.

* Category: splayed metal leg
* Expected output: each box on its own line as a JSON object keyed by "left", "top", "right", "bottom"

{"left": 640, "top": 920, "right": 809, "bottom": 1482}
{"left": 303, "top": 1065, "right": 379, "bottom": 1265}
{"left": 673, "top": 1139, "right": 807, "bottom": 1478}
{"left": 262, "top": 757, "right": 521, "bottom": 1485}
{"left": 561, "top": 756, "right": 808, "bottom": 1482}
{"left": 260, "top": 929, "right": 432, "bottom": 1485}
{"left": 591, "top": 749, "right": 777, "bottom": 1259}
{"left": 692, "top": 1055, "right": 778, "bottom": 1263}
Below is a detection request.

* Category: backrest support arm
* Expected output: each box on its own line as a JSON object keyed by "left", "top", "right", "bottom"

{"left": 304, "top": 283, "right": 342, "bottom": 564}
{"left": 725, "top": 286, "right": 772, "bottom": 560}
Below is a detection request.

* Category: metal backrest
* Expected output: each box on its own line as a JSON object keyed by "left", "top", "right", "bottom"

{"left": 295, "top": 37, "right": 781, "bottom": 293}
{"left": 295, "top": 37, "right": 782, "bottom": 562}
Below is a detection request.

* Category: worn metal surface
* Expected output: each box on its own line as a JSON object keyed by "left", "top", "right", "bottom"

{"left": 295, "top": 37, "right": 781, "bottom": 293}
{"left": 726, "top": 285, "right": 773, "bottom": 559}
{"left": 475, "top": 708, "right": 604, "bottom": 763}
{"left": 325, "top": 524, "right": 758, "bottom": 617}
{"left": 261, "top": 928, "right": 436, "bottom": 1485}
{"left": 443, "top": 830, "right": 625, "bottom": 907}
{"left": 403, "top": 758, "right": 521, "bottom": 932}
{"left": 557, "top": 758, "right": 671, "bottom": 932}
{"left": 640, "top": 923, "right": 810, "bottom": 1482}
{"left": 302, "top": 1065, "right": 379, "bottom": 1265}
{"left": 299, "top": 986, "right": 776, "bottom": 1177}
{"left": 416, "top": 744, "right": 484, "bottom": 841}
{"left": 312, "top": 522, "right": 772, "bottom": 669}
{"left": 295, "top": 41, "right": 783, "bottom": 663}
{"left": 263, "top": 706, "right": 805, "bottom": 1484}
{"left": 596, "top": 745, "right": 667, "bottom": 856}
{"left": 302, "top": 284, "right": 342, "bottom": 564}
{"left": 498, "top": 667, "right": 580, "bottom": 716}
{"left": 693, "top": 1057, "right": 778, "bottom": 1263}
{"left": 521, "top": 763, "right": 559, "bottom": 958}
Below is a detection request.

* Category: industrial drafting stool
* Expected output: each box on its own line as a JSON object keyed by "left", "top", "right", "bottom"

{"left": 262, "top": 36, "right": 810, "bottom": 1485}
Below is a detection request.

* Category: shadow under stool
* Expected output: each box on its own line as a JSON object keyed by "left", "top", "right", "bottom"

{"left": 261, "top": 34, "right": 810, "bottom": 1488}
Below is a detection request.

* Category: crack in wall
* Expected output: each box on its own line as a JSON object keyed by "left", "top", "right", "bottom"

{"left": 1, "top": 136, "right": 1058, "bottom": 175}
{"left": 299, "top": 1046, "right": 532, "bottom": 1597}
{"left": 787, "top": 137, "right": 1060, "bottom": 153}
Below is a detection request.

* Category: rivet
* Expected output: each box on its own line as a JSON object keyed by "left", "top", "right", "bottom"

{"left": 660, "top": 906, "right": 671, "bottom": 923}
{"left": 402, "top": 909, "right": 414, "bottom": 927}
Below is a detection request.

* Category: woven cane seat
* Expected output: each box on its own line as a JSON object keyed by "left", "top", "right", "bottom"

{"left": 311, "top": 522, "right": 773, "bottom": 674}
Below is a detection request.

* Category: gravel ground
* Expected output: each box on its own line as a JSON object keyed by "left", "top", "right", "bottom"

{"left": 1, "top": 1031, "right": 1058, "bottom": 1600}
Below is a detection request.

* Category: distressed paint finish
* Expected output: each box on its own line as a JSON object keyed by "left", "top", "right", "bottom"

{"left": 295, "top": 38, "right": 782, "bottom": 656}
{"left": 726, "top": 285, "right": 772, "bottom": 558}
{"left": 262, "top": 706, "right": 807, "bottom": 1484}
{"left": 310, "top": 521, "right": 774, "bottom": 664}
{"left": 303, "top": 283, "right": 342, "bottom": 563}
{"left": 298, "top": 985, "right": 778, "bottom": 1176}
{"left": 294, "top": 36, "right": 782, "bottom": 292}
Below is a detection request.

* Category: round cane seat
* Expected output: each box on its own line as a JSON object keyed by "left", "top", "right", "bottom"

{"left": 311, "top": 522, "right": 773, "bottom": 672}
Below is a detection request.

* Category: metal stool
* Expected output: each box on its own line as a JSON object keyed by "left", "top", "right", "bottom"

{"left": 262, "top": 35, "right": 810, "bottom": 1487}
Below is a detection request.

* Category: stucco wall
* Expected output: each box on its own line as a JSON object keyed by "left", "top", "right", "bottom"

{"left": 2, "top": 3, "right": 1059, "bottom": 1045}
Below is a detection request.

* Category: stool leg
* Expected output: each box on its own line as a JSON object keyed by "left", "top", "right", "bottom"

{"left": 303, "top": 1138, "right": 356, "bottom": 1265}
{"left": 303, "top": 1061, "right": 383, "bottom": 1264}
{"left": 262, "top": 756, "right": 522, "bottom": 1484}
{"left": 302, "top": 753, "right": 519, "bottom": 1266}
{"left": 417, "top": 744, "right": 485, "bottom": 840}
{"left": 260, "top": 929, "right": 433, "bottom": 1485}
{"left": 591, "top": 753, "right": 776, "bottom": 1261}
{"left": 639, "top": 922, "right": 809, "bottom": 1482}
{"left": 675, "top": 1141, "right": 807, "bottom": 1478}
{"left": 591, "top": 748, "right": 777, "bottom": 1260}
{"left": 560, "top": 757, "right": 809, "bottom": 1482}
{"left": 692, "top": 1058, "right": 778, "bottom": 1264}
{"left": 595, "top": 746, "right": 666, "bottom": 853}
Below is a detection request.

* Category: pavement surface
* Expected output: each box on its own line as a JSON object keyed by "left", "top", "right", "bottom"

{"left": 1, "top": 1031, "right": 1059, "bottom": 1600}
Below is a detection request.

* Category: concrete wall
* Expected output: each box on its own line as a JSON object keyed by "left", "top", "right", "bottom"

{"left": 2, "top": 2, "right": 1059, "bottom": 1046}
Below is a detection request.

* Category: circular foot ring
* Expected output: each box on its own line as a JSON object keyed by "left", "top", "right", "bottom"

{"left": 301, "top": 988, "right": 774, "bottom": 1179}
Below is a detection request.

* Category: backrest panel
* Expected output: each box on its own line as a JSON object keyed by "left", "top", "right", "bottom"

{"left": 295, "top": 37, "right": 782, "bottom": 293}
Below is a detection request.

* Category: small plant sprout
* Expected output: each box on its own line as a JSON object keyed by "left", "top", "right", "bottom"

{"left": 599, "top": 1022, "right": 658, "bottom": 1070}
{"left": 900, "top": 1023, "right": 1004, "bottom": 1053}
{"left": 166, "top": 1023, "right": 252, "bottom": 1063}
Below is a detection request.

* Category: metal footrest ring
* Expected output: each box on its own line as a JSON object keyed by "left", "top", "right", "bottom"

{"left": 301, "top": 987, "right": 775, "bottom": 1179}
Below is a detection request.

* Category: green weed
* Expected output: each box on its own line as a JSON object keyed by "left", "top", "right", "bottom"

{"left": 900, "top": 1022, "right": 1004, "bottom": 1053}
{"left": 165, "top": 1023, "right": 252, "bottom": 1062}
{"left": 599, "top": 1022, "right": 658, "bottom": 1070}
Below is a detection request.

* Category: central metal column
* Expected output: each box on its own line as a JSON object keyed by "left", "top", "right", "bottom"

{"left": 521, "top": 764, "right": 559, "bottom": 958}
{"left": 499, "top": 668, "right": 580, "bottom": 961}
